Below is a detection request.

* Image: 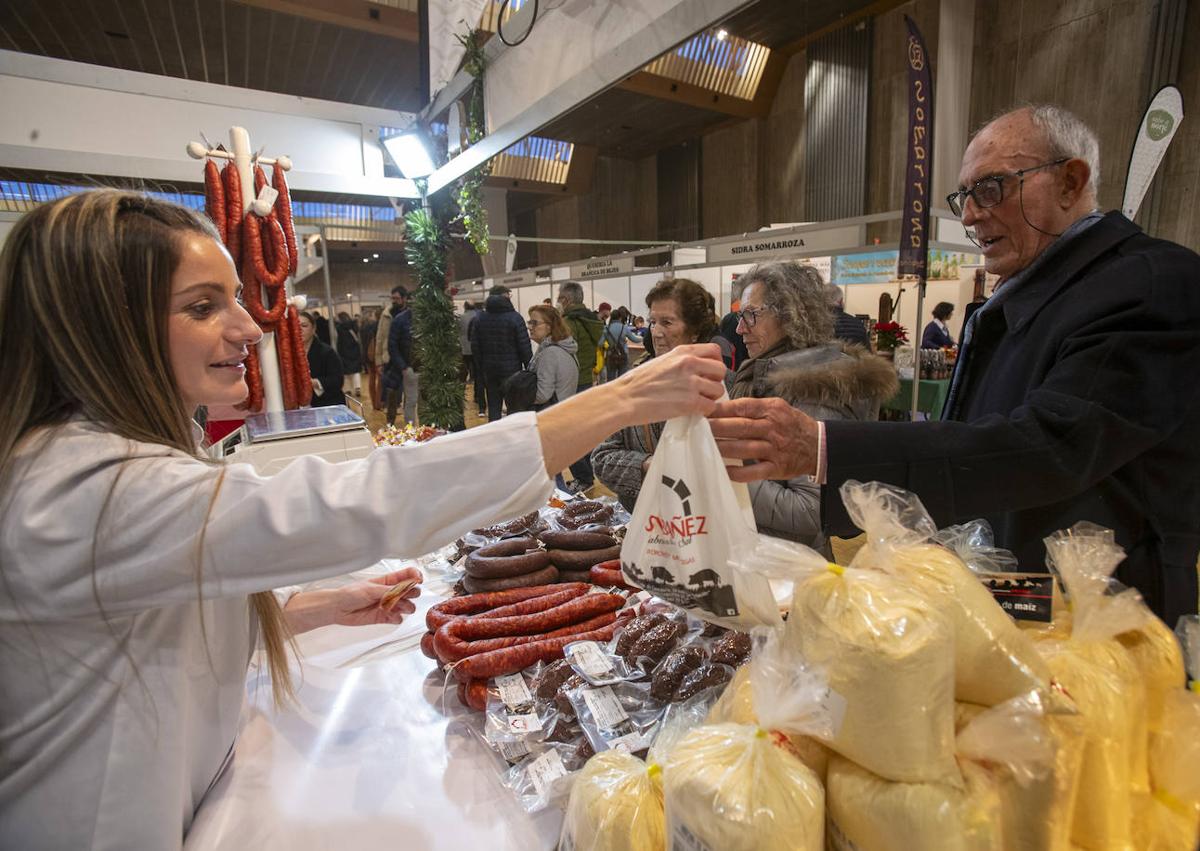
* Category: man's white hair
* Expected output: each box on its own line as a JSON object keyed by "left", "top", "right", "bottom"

{"left": 981, "top": 104, "right": 1101, "bottom": 197}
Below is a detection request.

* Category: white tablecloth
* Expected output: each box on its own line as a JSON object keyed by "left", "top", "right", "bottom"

{"left": 185, "top": 564, "right": 564, "bottom": 851}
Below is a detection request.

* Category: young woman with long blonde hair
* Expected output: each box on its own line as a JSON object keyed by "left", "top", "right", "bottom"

{"left": 0, "top": 190, "right": 726, "bottom": 847}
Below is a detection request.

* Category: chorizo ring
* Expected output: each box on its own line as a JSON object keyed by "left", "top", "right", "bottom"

{"left": 547, "top": 545, "right": 622, "bottom": 571}
{"left": 222, "top": 163, "right": 242, "bottom": 266}
{"left": 457, "top": 678, "right": 489, "bottom": 712}
{"left": 420, "top": 631, "right": 438, "bottom": 660}
{"left": 273, "top": 162, "right": 299, "bottom": 272}
{"left": 435, "top": 611, "right": 621, "bottom": 664}
{"left": 590, "top": 564, "right": 633, "bottom": 589}
{"left": 462, "top": 565, "right": 559, "bottom": 594}
{"left": 427, "top": 586, "right": 588, "bottom": 634}
{"left": 465, "top": 537, "right": 550, "bottom": 579}
{"left": 204, "top": 159, "right": 227, "bottom": 244}
{"left": 538, "top": 528, "right": 616, "bottom": 550}
{"left": 557, "top": 569, "right": 594, "bottom": 584}
{"left": 434, "top": 593, "right": 624, "bottom": 661}
{"left": 425, "top": 583, "right": 583, "bottom": 631}
{"left": 453, "top": 618, "right": 628, "bottom": 681}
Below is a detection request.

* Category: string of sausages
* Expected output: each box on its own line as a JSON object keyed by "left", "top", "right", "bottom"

{"left": 202, "top": 158, "right": 311, "bottom": 412}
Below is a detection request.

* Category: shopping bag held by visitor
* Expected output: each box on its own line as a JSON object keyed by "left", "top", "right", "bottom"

{"left": 620, "top": 412, "right": 824, "bottom": 630}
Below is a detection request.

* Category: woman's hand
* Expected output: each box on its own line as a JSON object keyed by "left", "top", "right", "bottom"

{"left": 536, "top": 343, "right": 726, "bottom": 476}
{"left": 283, "top": 567, "right": 424, "bottom": 634}
{"left": 607, "top": 343, "right": 727, "bottom": 425}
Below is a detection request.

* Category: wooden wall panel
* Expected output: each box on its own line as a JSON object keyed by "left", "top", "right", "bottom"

{"left": 527, "top": 155, "right": 657, "bottom": 266}
{"left": 701, "top": 119, "right": 760, "bottom": 237}
{"left": 968, "top": 0, "right": 1156, "bottom": 214}
{"left": 658, "top": 140, "right": 702, "bottom": 242}
{"left": 763, "top": 51, "right": 809, "bottom": 224}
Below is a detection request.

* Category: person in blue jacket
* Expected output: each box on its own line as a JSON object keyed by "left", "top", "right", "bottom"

{"left": 921, "top": 302, "right": 956, "bottom": 349}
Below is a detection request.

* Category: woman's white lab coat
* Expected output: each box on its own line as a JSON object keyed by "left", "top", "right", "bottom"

{"left": 0, "top": 413, "right": 552, "bottom": 849}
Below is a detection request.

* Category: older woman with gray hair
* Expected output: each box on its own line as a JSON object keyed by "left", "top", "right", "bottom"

{"left": 731, "top": 261, "right": 898, "bottom": 551}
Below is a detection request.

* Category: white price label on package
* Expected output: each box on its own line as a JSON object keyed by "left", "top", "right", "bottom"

{"left": 581, "top": 686, "right": 629, "bottom": 730}
{"left": 495, "top": 673, "right": 534, "bottom": 711}
{"left": 526, "top": 749, "right": 567, "bottom": 797}
{"left": 507, "top": 711, "right": 543, "bottom": 735}
{"left": 567, "top": 641, "right": 615, "bottom": 679}
{"left": 607, "top": 730, "right": 649, "bottom": 754}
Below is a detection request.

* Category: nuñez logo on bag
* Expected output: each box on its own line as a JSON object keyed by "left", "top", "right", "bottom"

{"left": 642, "top": 476, "right": 709, "bottom": 542}
{"left": 623, "top": 475, "right": 739, "bottom": 618}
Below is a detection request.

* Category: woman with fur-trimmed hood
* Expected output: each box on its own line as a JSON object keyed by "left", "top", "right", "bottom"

{"left": 730, "top": 261, "right": 898, "bottom": 552}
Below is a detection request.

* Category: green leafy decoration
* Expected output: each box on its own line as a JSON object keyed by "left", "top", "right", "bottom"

{"left": 453, "top": 27, "right": 491, "bottom": 256}
{"left": 405, "top": 207, "right": 465, "bottom": 431}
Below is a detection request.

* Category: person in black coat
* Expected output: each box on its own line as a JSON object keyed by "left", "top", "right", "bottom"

{"left": 469, "top": 286, "right": 533, "bottom": 420}
{"left": 921, "top": 302, "right": 956, "bottom": 349}
{"left": 382, "top": 301, "right": 419, "bottom": 425}
{"left": 707, "top": 105, "right": 1200, "bottom": 626}
{"left": 299, "top": 311, "right": 345, "bottom": 407}
{"left": 826, "top": 283, "right": 870, "bottom": 348}
{"left": 335, "top": 311, "right": 363, "bottom": 398}
{"left": 717, "top": 286, "right": 750, "bottom": 369}
{"left": 314, "top": 313, "right": 331, "bottom": 346}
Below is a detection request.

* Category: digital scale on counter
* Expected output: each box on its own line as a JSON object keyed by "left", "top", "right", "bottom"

{"left": 209, "top": 405, "right": 375, "bottom": 475}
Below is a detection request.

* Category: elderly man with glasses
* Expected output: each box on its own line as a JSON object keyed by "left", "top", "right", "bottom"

{"left": 710, "top": 104, "right": 1200, "bottom": 626}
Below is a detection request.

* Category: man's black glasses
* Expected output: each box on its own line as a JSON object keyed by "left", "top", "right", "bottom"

{"left": 946, "top": 158, "right": 1069, "bottom": 217}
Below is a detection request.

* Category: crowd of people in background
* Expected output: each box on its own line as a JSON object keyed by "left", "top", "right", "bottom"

{"left": 302, "top": 267, "right": 893, "bottom": 451}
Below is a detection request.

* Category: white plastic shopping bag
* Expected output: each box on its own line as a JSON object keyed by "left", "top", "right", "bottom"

{"left": 620, "top": 414, "right": 824, "bottom": 630}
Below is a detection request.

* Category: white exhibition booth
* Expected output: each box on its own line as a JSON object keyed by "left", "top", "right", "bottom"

{"left": 452, "top": 209, "right": 985, "bottom": 342}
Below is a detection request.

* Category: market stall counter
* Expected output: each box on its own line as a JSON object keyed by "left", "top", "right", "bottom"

{"left": 185, "top": 568, "right": 563, "bottom": 851}
{"left": 881, "top": 377, "right": 950, "bottom": 420}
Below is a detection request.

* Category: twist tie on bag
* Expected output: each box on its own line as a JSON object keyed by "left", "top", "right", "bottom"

{"left": 1154, "top": 788, "right": 1193, "bottom": 818}
{"left": 825, "top": 563, "right": 844, "bottom": 576}
{"left": 647, "top": 763, "right": 662, "bottom": 780}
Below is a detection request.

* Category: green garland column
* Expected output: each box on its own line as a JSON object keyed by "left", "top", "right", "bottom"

{"left": 406, "top": 206, "right": 465, "bottom": 431}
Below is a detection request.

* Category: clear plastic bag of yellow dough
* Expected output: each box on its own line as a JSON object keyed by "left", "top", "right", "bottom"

{"left": 828, "top": 691, "right": 1072, "bottom": 851}
{"left": 1046, "top": 521, "right": 1181, "bottom": 723}
{"left": 958, "top": 692, "right": 1085, "bottom": 851}
{"left": 663, "top": 723, "right": 824, "bottom": 851}
{"left": 1139, "top": 615, "right": 1200, "bottom": 851}
{"left": 785, "top": 559, "right": 959, "bottom": 784}
{"left": 1037, "top": 524, "right": 1161, "bottom": 851}
{"left": 840, "top": 480, "right": 1050, "bottom": 707}
{"left": 703, "top": 635, "right": 834, "bottom": 784}
{"left": 661, "top": 629, "right": 833, "bottom": 851}
{"left": 826, "top": 755, "right": 1001, "bottom": 851}
{"left": 558, "top": 751, "right": 665, "bottom": 851}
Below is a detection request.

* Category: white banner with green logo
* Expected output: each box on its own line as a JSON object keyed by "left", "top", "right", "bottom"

{"left": 1122, "top": 85, "right": 1184, "bottom": 220}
